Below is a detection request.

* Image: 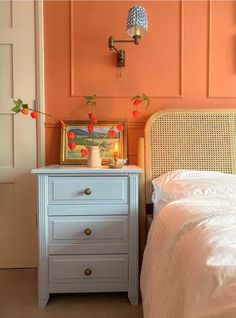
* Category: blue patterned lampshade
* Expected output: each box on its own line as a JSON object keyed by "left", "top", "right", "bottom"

{"left": 126, "top": 6, "right": 148, "bottom": 38}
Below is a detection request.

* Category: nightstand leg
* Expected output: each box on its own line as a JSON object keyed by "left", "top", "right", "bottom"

{"left": 128, "top": 174, "right": 140, "bottom": 305}
{"left": 38, "top": 297, "right": 49, "bottom": 309}
{"left": 38, "top": 175, "right": 49, "bottom": 309}
{"left": 128, "top": 294, "right": 139, "bottom": 305}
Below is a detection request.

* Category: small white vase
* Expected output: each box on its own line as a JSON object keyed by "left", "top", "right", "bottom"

{"left": 87, "top": 146, "right": 104, "bottom": 167}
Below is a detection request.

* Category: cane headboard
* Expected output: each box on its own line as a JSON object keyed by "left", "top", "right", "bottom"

{"left": 138, "top": 109, "right": 236, "bottom": 253}
{"left": 140, "top": 109, "right": 236, "bottom": 203}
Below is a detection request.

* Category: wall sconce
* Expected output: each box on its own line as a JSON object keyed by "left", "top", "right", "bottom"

{"left": 108, "top": 6, "right": 148, "bottom": 67}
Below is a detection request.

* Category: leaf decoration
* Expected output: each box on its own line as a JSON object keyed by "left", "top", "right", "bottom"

{"left": 84, "top": 95, "right": 96, "bottom": 107}
{"left": 11, "top": 98, "right": 24, "bottom": 113}
{"left": 131, "top": 95, "right": 142, "bottom": 102}
{"left": 130, "top": 94, "right": 150, "bottom": 108}
{"left": 13, "top": 99, "right": 23, "bottom": 106}
{"left": 142, "top": 94, "right": 150, "bottom": 108}
{"left": 11, "top": 105, "right": 21, "bottom": 113}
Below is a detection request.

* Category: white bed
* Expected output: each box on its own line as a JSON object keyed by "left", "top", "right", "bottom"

{"left": 138, "top": 110, "right": 236, "bottom": 318}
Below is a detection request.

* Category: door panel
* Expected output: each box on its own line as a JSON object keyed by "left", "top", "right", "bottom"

{"left": 0, "top": 44, "right": 13, "bottom": 100}
{"left": 0, "top": 1, "right": 12, "bottom": 28}
{"left": 0, "top": 115, "right": 14, "bottom": 168}
{"left": 0, "top": 0, "right": 37, "bottom": 268}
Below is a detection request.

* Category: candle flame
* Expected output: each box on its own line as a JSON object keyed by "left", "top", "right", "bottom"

{"left": 115, "top": 143, "right": 118, "bottom": 151}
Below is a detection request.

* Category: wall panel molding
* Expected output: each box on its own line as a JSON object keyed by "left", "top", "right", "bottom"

{"left": 45, "top": 122, "right": 145, "bottom": 129}
{"left": 207, "top": 0, "right": 212, "bottom": 98}
{"left": 69, "top": 0, "right": 184, "bottom": 98}
{"left": 207, "top": 0, "right": 236, "bottom": 99}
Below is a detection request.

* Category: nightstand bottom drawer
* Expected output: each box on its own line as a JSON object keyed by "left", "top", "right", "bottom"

{"left": 49, "top": 254, "right": 128, "bottom": 284}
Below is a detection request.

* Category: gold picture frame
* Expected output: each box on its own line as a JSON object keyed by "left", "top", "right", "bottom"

{"left": 60, "top": 121, "right": 127, "bottom": 165}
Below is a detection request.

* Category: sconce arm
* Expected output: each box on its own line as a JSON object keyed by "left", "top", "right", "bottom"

{"left": 108, "top": 35, "right": 141, "bottom": 51}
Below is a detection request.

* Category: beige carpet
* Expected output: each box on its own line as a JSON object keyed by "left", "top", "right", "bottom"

{"left": 0, "top": 269, "right": 143, "bottom": 318}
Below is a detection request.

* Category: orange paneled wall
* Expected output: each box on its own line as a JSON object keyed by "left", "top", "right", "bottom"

{"left": 44, "top": 1, "right": 236, "bottom": 165}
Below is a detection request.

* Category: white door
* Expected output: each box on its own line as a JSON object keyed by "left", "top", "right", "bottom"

{"left": 0, "top": 1, "right": 37, "bottom": 268}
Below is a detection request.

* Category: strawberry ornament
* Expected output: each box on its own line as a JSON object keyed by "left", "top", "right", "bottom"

{"left": 68, "top": 141, "right": 76, "bottom": 151}
{"left": 85, "top": 96, "right": 97, "bottom": 130}
{"left": 91, "top": 118, "right": 98, "bottom": 125}
{"left": 31, "top": 111, "right": 38, "bottom": 119}
{"left": 88, "top": 113, "right": 94, "bottom": 120}
{"left": 85, "top": 96, "right": 96, "bottom": 120}
{"left": 87, "top": 124, "right": 94, "bottom": 132}
{"left": 133, "top": 98, "right": 142, "bottom": 106}
{"left": 132, "top": 110, "right": 141, "bottom": 119}
{"left": 81, "top": 148, "right": 88, "bottom": 158}
{"left": 131, "top": 94, "right": 150, "bottom": 119}
{"left": 10, "top": 94, "right": 151, "bottom": 161}
{"left": 21, "top": 107, "right": 29, "bottom": 115}
{"left": 11, "top": 98, "right": 69, "bottom": 134}
{"left": 116, "top": 123, "right": 124, "bottom": 132}
{"left": 67, "top": 131, "right": 75, "bottom": 140}
{"left": 109, "top": 129, "right": 116, "bottom": 138}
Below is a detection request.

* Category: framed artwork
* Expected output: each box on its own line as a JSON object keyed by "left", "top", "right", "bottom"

{"left": 60, "top": 121, "right": 127, "bottom": 165}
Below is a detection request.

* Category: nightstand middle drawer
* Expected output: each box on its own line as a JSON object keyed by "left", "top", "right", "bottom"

{"left": 48, "top": 216, "right": 128, "bottom": 254}
{"left": 49, "top": 176, "right": 128, "bottom": 204}
{"left": 49, "top": 216, "right": 128, "bottom": 242}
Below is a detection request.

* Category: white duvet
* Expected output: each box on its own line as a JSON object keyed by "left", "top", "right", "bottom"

{"left": 141, "top": 170, "right": 236, "bottom": 318}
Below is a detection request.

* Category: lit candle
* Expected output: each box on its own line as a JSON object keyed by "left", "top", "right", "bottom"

{"left": 114, "top": 143, "right": 119, "bottom": 165}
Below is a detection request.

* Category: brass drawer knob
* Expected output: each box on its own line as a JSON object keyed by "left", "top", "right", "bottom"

{"left": 84, "top": 228, "right": 92, "bottom": 236}
{"left": 84, "top": 268, "right": 92, "bottom": 276}
{"left": 84, "top": 188, "right": 92, "bottom": 195}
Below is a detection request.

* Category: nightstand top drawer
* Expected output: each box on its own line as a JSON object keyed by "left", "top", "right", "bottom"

{"left": 49, "top": 176, "right": 128, "bottom": 204}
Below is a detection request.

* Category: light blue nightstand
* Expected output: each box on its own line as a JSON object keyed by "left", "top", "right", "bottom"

{"left": 32, "top": 165, "right": 142, "bottom": 308}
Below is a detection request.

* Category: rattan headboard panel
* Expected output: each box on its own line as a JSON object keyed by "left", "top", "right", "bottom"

{"left": 144, "top": 109, "right": 236, "bottom": 203}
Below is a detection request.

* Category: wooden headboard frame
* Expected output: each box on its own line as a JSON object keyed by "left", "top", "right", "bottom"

{"left": 138, "top": 109, "right": 236, "bottom": 254}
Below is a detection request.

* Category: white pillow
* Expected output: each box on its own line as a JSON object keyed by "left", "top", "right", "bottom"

{"left": 152, "top": 170, "right": 236, "bottom": 214}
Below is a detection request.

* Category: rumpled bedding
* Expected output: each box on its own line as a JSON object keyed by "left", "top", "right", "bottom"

{"left": 141, "top": 172, "right": 236, "bottom": 318}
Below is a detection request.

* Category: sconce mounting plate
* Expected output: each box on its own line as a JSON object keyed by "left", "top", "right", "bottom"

{"left": 117, "top": 50, "right": 125, "bottom": 67}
